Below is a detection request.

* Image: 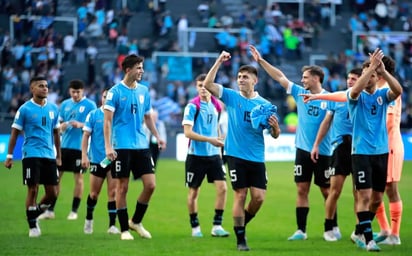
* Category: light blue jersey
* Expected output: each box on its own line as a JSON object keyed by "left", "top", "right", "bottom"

{"left": 59, "top": 97, "right": 97, "bottom": 150}
{"left": 288, "top": 82, "right": 332, "bottom": 156}
{"left": 182, "top": 100, "right": 220, "bottom": 156}
{"left": 218, "top": 85, "right": 271, "bottom": 162}
{"left": 83, "top": 108, "right": 105, "bottom": 163}
{"left": 347, "top": 88, "right": 391, "bottom": 155}
{"left": 104, "top": 82, "right": 151, "bottom": 149}
{"left": 12, "top": 99, "right": 59, "bottom": 159}
{"left": 329, "top": 101, "right": 352, "bottom": 150}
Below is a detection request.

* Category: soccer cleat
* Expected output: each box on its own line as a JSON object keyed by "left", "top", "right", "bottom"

{"left": 333, "top": 226, "right": 342, "bottom": 240}
{"left": 192, "top": 231, "right": 204, "bottom": 237}
{"left": 366, "top": 240, "right": 381, "bottom": 252}
{"left": 84, "top": 219, "right": 93, "bottom": 234}
{"left": 35, "top": 220, "right": 41, "bottom": 235}
{"left": 128, "top": 220, "right": 152, "bottom": 239}
{"left": 211, "top": 226, "right": 230, "bottom": 237}
{"left": 120, "top": 231, "right": 134, "bottom": 240}
{"left": 373, "top": 230, "right": 389, "bottom": 243}
{"left": 379, "top": 235, "right": 401, "bottom": 245}
{"left": 29, "top": 227, "right": 41, "bottom": 237}
{"left": 107, "top": 225, "right": 121, "bottom": 235}
{"left": 323, "top": 230, "right": 338, "bottom": 242}
{"left": 351, "top": 231, "right": 366, "bottom": 249}
{"left": 288, "top": 230, "right": 307, "bottom": 241}
{"left": 37, "top": 210, "right": 55, "bottom": 220}
{"left": 67, "top": 211, "right": 78, "bottom": 220}
{"left": 237, "top": 243, "right": 250, "bottom": 251}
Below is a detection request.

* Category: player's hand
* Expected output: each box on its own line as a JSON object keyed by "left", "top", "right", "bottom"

{"left": 268, "top": 115, "right": 280, "bottom": 138}
{"left": 218, "top": 51, "right": 231, "bottom": 63}
{"left": 106, "top": 147, "right": 117, "bottom": 161}
{"left": 299, "top": 93, "right": 317, "bottom": 103}
{"left": 4, "top": 158, "right": 13, "bottom": 169}
{"left": 368, "top": 48, "right": 384, "bottom": 70}
{"left": 249, "top": 45, "right": 262, "bottom": 62}
{"left": 69, "top": 120, "right": 83, "bottom": 128}
{"left": 158, "top": 139, "right": 166, "bottom": 151}
{"left": 56, "top": 156, "right": 62, "bottom": 167}
{"left": 81, "top": 156, "right": 90, "bottom": 169}
{"left": 210, "top": 137, "right": 224, "bottom": 147}
{"left": 310, "top": 146, "right": 319, "bottom": 163}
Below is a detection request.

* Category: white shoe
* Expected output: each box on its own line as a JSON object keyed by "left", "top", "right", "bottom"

{"left": 120, "top": 231, "right": 134, "bottom": 240}
{"left": 107, "top": 225, "right": 121, "bottom": 234}
{"left": 350, "top": 231, "right": 366, "bottom": 249}
{"left": 67, "top": 211, "right": 78, "bottom": 220}
{"left": 332, "top": 226, "right": 342, "bottom": 240}
{"left": 379, "top": 234, "right": 401, "bottom": 245}
{"left": 211, "top": 226, "right": 230, "bottom": 237}
{"left": 84, "top": 219, "right": 93, "bottom": 234}
{"left": 37, "top": 210, "right": 55, "bottom": 220}
{"left": 29, "top": 227, "right": 41, "bottom": 237}
{"left": 35, "top": 220, "right": 41, "bottom": 234}
{"left": 366, "top": 240, "right": 381, "bottom": 251}
{"left": 323, "top": 230, "right": 337, "bottom": 242}
{"left": 288, "top": 229, "right": 307, "bottom": 241}
{"left": 128, "top": 220, "right": 152, "bottom": 239}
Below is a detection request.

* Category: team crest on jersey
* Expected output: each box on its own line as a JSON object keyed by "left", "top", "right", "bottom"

{"left": 49, "top": 111, "right": 55, "bottom": 119}
{"left": 139, "top": 95, "right": 144, "bottom": 104}
{"left": 79, "top": 106, "right": 85, "bottom": 113}
{"left": 377, "top": 96, "right": 383, "bottom": 105}
{"left": 320, "top": 101, "right": 327, "bottom": 110}
{"left": 106, "top": 91, "right": 113, "bottom": 100}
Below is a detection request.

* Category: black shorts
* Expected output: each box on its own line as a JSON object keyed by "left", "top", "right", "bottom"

{"left": 111, "top": 149, "right": 154, "bottom": 179}
{"left": 352, "top": 154, "right": 388, "bottom": 192}
{"left": 60, "top": 148, "right": 84, "bottom": 173}
{"left": 226, "top": 156, "right": 267, "bottom": 190}
{"left": 185, "top": 155, "right": 225, "bottom": 188}
{"left": 294, "top": 148, "right": 331, "bottom": 188}
{"left": 22, "top": 158, "right": 59, "bottom": 186}
{"left": 330, "top": 135, "right": 352, "bottom": 177}
{"left": 90, "top": 163, "right": 111, "bottom": 179}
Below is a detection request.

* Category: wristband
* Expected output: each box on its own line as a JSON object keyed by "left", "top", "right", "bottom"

{"left": 6, "top": 154, "right": 13, "bottom": 159}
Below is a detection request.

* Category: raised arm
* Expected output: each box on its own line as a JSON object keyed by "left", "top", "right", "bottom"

{"left": 204, "top": 51, "right": 231, "bottom": 97}
{"left": 249, "top": 45, "right": 290, "bottom": 89}
{"left": 301, "top": 91, "right": 347, "bottom": 103}
{"left": 350, "top": 48, "right": 384, "bottom": 99}
{"left": 378, "top": 67, "right": 403, "bottom": 101}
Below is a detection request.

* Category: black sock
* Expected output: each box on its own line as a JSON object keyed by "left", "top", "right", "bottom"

{"left": 131, "top": 202, "right": 148, "bottom": 224}
{"left": 357, "top": 211, "right": 373, "bottom": 243}
{"left": 86, "top": 195, "right": 97, "bottom": 220}
{"left": 332, "top": 210, "right": 338, "bottom": 227}
{"left": 190, "top": 213, "right": 199, "bottom": 228}
{"left": 296, "top": 207, "right": 309, "bottom": 233}
{"left": 48, "top": 198, "right": 57, "bottom": 211}
{"left": 117, "top": 208, "right": 129, "bottom": 232}
{"left": 108, "top": 201, "right": 117, "bottom": 227}
{"left": 27, "top": 207, "right": 38, "bottom": 228}
{"left": 72, "top": 197, "right": 81, "bottom": 212}
{"left": 234, "top": 226, "right": 246, "bottom": 244}
{"left": 355, "top": 224, "right": 362, "bottom": 235}
{"left": 244, "top": 210, "right": 255, "bottom": 226}
{"left": 213, "top": 209, "right": 224, "bottom": 226}
{"left": 369, "top": 211, "right": 376, "bottom": 222}
{"left": 324, "top": 219, "right": 334, "bottom": 232}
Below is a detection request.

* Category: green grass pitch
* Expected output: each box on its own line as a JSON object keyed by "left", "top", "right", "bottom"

{"left": 1, "top": 160, "right": 411, "bottom": 255}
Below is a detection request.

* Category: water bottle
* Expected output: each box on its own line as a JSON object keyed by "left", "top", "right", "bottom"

{"left": 100, "top": 157, "right": 112, "bottom": 168}
{"left": 100, "top": 151, "right": 117, "bottom": 168}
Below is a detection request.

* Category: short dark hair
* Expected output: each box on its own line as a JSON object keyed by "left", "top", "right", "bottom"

{"left": 30, "top": 76, "right": 47, "bottom": 85}
{"left": 349, "top": 68, "right": 362, "bottom": 77}
{"left": 69, "top": 79, "right": 85, "bottom": 89}
{"left": 122, "top": 54, "right": 144, "bottom": 73}
{"left": 238, "top": 65, "right": 258, "bottom": 77}
{"left": 301, "top": 65, "right": 324, "bottom": 84}
{"left": 195, "top": 74, "right": 206, "bottom": 81}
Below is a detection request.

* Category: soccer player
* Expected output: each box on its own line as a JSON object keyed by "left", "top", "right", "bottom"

{"left": 204, "top": 51, "right": 281, "bottom": 251}
{"left": 306, "top": 68, "right": 362, "bottom": 241}
{"left": 4, "top": 76, "right": 61, "bottom": 237}
{"left": 103, "top": 54, "right": 166, "bottom": 240}
{"left": 249, "top": 45, "right": 335, "bottom": 241}
{"left": 182, "top": 74, "right": 229, "bottom": 238}
{"left": 81, "top": 88, "right": 120, "bottom": 235}
{"left": 39, "top": 79, "right": 97, "bottom": 220}
{"left": 373, "top": 56, "right": 404, "bottom": 246}
{"left": 348, "top": 49, "right": 402, "bottom": 251}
